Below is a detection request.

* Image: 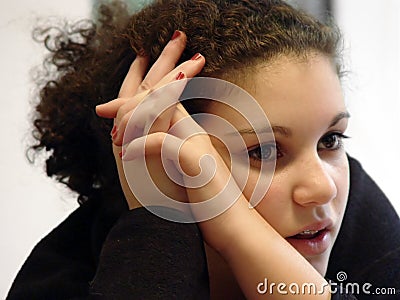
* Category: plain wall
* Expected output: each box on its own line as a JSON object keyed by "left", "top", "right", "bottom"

{"left": 334, "top": 0, "right": 400, "bottom": 212}
{"left": 0, "top": 0, "right": 399, "bottom": 298}
{"left": 0, "top": 0, "right": 89, "bottom": 298}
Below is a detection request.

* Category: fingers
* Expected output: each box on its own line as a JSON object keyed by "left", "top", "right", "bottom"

{"left": 96, "top": 30, "right": 206, "bottom": 150}
{"left": 119, "top": 55, "right": 150, "bottom": 98}
{"left": 121, "top": 130, "right": 217, "bottom": 190}
{"left": 122, "top": 132, "right": 180, "bottom": 161}
{"left": 122, "top": 131, "right": 203, "bottom": 178}
{"left": 113, "top": 54, "right": 205, "bottom": 146}
{"left": 143, "top": 74, "right": 187, "bottom": 136}
{"left": 95, "top": 97, "right": 129, "bottom": 118}
{"left": 137, "top": 30, "right": 187, "bottom": 94}
{"left": 125, "top": 54, "right": 205, "bottom": 137}
{"left": 95, "top": 30, "right": 185, "bottom": 118}
{"left": 95, "top": 55, "right": 149, "bottom": 118}
{"left": 169, "top": 104, "right": 208, "bottom": 140}
{"left": 113, "top": 73, "right": 187, "bottom": 146}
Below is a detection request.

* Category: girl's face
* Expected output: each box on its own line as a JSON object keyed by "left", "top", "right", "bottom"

{"left": 210, "top": 53, "right": 350, "bottom": 275}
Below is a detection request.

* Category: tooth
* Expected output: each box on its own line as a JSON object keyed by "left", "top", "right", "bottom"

{"left": 300, "top": 230, "right": 318, "bottom": 235}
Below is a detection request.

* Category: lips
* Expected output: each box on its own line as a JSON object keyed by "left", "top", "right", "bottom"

{"left": 285, "top": 220, "right": 333, "bottom": 256}
{"left": 292, "top": 229, "right": 322, "bottom": 239}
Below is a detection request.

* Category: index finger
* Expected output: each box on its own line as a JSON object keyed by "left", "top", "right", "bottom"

{"left": 119, "top": 55, "right": 150, "bottom": 98}
{"left": 136, "top": 30, "right": 187, "bottom": 94}
{"left": 96, "top": 55, "right": 149, "bottom": 118}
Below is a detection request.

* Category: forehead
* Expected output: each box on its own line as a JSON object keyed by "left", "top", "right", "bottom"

{"left": 207, "top": 54, "right": 345, "bottom": 127}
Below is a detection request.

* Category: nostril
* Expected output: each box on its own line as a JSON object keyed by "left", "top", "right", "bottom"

{"left": 292, "top": 174, "right": 337, "bottom": 206}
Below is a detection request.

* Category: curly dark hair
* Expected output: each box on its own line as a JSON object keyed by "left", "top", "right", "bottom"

{"left": 30, "top": 0, "right": 342, "bottom": 204}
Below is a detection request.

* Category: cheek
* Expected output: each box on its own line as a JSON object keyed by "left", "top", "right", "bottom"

{"left": 242, "top": 155, "right": 350, "bottom": 236}
{"left": 242, "top": 169, "right": 293, "bottom": 234}
{"left": 330, "top": 157, "right": 350, "bottom": 223}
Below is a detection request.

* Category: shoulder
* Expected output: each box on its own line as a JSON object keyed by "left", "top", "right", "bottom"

{"left": 7, "top": 195, "right": 126, "bottom": 299}
{"left": 327, "top": 155, "right": 400, "bottom": 296}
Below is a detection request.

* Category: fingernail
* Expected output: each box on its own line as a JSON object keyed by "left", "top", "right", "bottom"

{"left": 171, "top": 30, "right": 181, "bottom": 41}
{"left": 176, "top": 71, "right": 185, "bottom": 80}
{"left": 190, "top": 53, "right": 202, "bottom": 61}
{"left": 110, "top": 125, "right": 117, "bottom": 136}
{"left": 112, "top": 127, "right": 118, "bottom": 140}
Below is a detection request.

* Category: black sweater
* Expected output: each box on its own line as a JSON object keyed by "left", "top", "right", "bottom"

{"left": 7, "top": 157, "right": 400, "bottom": 299}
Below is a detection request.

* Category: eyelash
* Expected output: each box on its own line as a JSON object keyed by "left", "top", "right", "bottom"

{"left": 247, "top": 143, "right": 282, "bottom": 163}
{"left": 247, "top": 132, "right": 350, "bottom": 162}
{"left": 318, "top": 132, "right": 350, "bottom": 151}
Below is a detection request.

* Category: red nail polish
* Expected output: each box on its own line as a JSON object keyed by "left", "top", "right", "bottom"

{"left": 112, "top": 127, "right": 118, "bottom": 140}
{"left": 118, "top": 149, "right": 125, "bottom": 158}
{"left": 190, "top": 53, "right": 202, "bottom": 60}
{"left": 171, "top": 30, "right": 181, "bottom": 41}
{"left": 176, "top": 72, "right": 185, "bottom": 80}
{"left": 111, "top": 125, "right": 117, "bottom": 136}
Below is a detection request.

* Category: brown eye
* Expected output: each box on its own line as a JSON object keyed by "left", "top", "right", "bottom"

{"left": 248, "top": 143, "right": 279, "bottom": 162}
{"left": 318, "top": 133, "right": 349, "bottom": 150}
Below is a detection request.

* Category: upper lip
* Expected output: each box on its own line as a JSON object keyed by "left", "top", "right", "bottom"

{"left": 286, "top": 219, "right": 334, "bottom": 238}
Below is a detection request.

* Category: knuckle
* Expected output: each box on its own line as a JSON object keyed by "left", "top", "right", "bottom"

{"left": 115, "top": 98, "right": 139, "bottom": 122}
{"left": 154, "top": 132, "right": 167, "bottom": 146}
{"left": 116, "top": 106, "right": 128, "bottom": 120}
{"left": 146, "top": 87, "right": 157, "bottom": 99}
{"left": 120, "top": 113, "right": 132, "bottom": 130}
{"left": 139, "top": 80, "right": 152, "bottom": 92}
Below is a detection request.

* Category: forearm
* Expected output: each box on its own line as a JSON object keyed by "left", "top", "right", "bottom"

{"left": 186, "top": 162, "right": 331, "bottom": 299}
{"left": 216, "top": 198, "right": 331, "bottom": 299}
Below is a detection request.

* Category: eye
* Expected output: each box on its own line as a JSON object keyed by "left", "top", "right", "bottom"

{"left": 248, "top": 143, "right": 281, "bottom": 162}
{"left": 318, "top": 132, "right": 349, "bottom": 151}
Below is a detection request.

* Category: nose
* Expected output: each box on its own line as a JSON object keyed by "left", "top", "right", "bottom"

{"left": 292, "top": 154, "right": 337, "bottom": 207}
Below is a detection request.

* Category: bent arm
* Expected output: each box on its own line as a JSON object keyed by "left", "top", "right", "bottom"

{"left": 185, "top": 159, "right": 336, "bottom": 300}
{"left": 195, "top": 194, "right": 332, "bottom": 300}
{"left": 7, "top": 202, "right": 210, "bottom": 300}
{"left": 90, "top": 207, "right": 210, "bottom": 299}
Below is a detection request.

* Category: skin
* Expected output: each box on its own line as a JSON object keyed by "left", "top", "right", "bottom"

{"left": 96, "top": 31, "right": 349, "bottom": 299}
{"left": 205, "top": 54, "right": 350, "bottom": 297}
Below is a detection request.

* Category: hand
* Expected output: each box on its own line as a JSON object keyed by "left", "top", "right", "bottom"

{"left": 95, "top": 30, "right": 259, "bottom": 248}
{"left": 96, "top": 31, "right": 206, "bottom": 209}
{"left": 96, "top": 29, "right": 250, "bottom": 238}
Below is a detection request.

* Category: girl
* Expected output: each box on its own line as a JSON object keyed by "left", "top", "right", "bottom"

{"left": 8, "top": 0, "right": 400, "bottom": 299}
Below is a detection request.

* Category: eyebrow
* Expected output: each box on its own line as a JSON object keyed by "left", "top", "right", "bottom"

{"left": 232, "top": 111, "right": 351, "bottom": 137}
{"left": 329, "top": 111, "right": 351, "bottom": 127}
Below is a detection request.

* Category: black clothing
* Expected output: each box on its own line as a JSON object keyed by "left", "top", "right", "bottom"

{"left": 327, "top": 158, "right": 400, "bottom": 299}
{"left": 7, "top": 157, "right": 400, "bottom": 299}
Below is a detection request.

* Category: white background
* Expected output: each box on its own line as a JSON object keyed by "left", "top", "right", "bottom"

{"left": 0, "top": 0, "right": 399, "bottom": 298}
{"left": 0, "top": 1, "right": 89, "bottom": 297}
{"left": 334, "top": 0, "right": 400, "bottom": 214}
